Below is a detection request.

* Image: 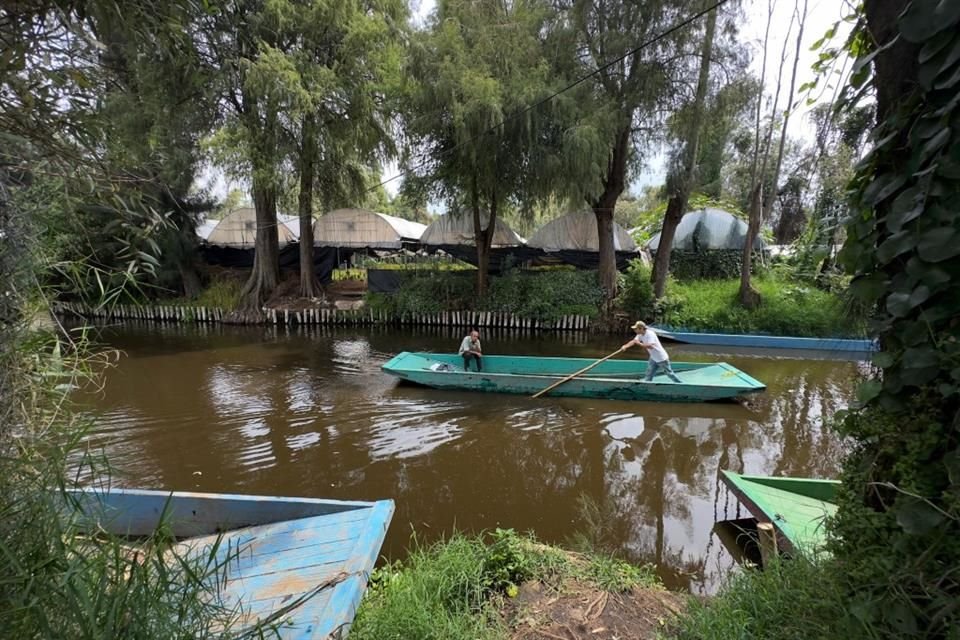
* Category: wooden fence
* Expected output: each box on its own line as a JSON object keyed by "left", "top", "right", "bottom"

{"left": 52, "top": 302, "right": 594, "bottom": 331}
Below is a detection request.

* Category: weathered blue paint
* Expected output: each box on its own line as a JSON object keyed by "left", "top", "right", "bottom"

{"left": 652, "top": 326, "right": 877, "bottom": 353}
{"left": 65, "top": 489, "right": 394, "bottom": 639}
{"left": 381, "top": 352, "right": 765, "bottom": 402}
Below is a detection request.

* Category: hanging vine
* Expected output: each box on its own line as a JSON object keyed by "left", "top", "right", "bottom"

{"left": 826, "top": 0, "right": 960, "bottom": 635}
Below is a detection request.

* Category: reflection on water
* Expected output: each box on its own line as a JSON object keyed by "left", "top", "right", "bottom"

{"left": 76, "top": 322, "right": 865, "bottom": 593}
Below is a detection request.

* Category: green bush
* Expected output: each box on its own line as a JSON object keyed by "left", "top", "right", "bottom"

{"left": 660, "top": 277, "right": 864, "bottom": 338}
{"left": 353, "top": 530, "right": 658, "bottom": 640}
{"left": 365, "top": 269, "right": 602, "bottom": 321}
{"left": 352, "top": 530, "right": 542, "bottom": 640}
{"left": 667, "top": 249, "right": 767, "bottom": 280}
{"left": 617, "top": 259, "right": 656, "bottom": 318}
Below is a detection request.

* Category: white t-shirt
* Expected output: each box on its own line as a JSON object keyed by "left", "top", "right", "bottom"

{"left": 633, "top": 329, "right": 669, "bottom": 362}
{"left": 459, "top": 335, "right": 481, "bottom": 355}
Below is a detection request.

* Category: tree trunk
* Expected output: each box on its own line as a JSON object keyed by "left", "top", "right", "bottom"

{"left": 298, "top": 116, "right": 317, "bottom": 298}
{"left": 470, "top": 173, "right": 496, "bottom": 296}
{"left": 178, "top": 258, "right": 204, "bottom": 298}
{"left": 761, "top": 0, "right": 809, "bottom": 224}
{"left": 739, "top": 184, "right": 762, "bottom": 308}
{"left": 236, "top": 177, "right": 279, "bottom": 314}
{"left": 592, "top": 126, "right": 630, "bottom": 306}
{"left": 652, "top": 4, "right": 718, "bottom": 299}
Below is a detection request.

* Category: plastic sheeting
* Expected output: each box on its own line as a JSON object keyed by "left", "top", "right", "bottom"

{"left": 646, "top": 208, "right": 766, "bottom": 252}
{"left": 420, "top": 212, "right": 524, "bottom": 248}
{"left": 313, "top": 208, "right": 426, "bottom": 249}
{"left": 199, "top": 244, "right": 343, "bottom": 284}
{"left": 205, "top": 208, "right": 299, "bottom": 248}
{"left": 528, "top": 210, "right": 637, "bottom": 252}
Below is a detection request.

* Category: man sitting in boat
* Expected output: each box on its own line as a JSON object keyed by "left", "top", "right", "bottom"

{"left": 458, "top": 330, "right": 483, "bottom": 371}
{"left": 621, "top": 321, "right": 682, "bottom": 383}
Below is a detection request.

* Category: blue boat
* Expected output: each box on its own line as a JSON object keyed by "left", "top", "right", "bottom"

{"left": 652, "top": 326, "right": 877, "bottom": 353}
{"left": 66, "top": 488, "right": 394, "bottom": 638}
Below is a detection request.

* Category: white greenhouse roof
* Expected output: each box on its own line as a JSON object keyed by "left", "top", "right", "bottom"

{"left": 528, "top": 210, "right": 638, "bottom": 252}
{"left": 312, "top": 208, "right": 426, "bottom": 249}
{"left": 420, "top": 212, "right": 524, "bottom": 248}
{"left": 646, "top": 207, "right": 766, "bottom": 252}
{"left": 205, "top": 207, "right": 299, "bottom": 248}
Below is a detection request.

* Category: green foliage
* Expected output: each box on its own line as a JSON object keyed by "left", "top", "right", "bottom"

{"left": 823, "top": 1, "right": 960, "bottom": 636}
{"left": 672, "top": 558, "right": 853, "bottom": 640}
{"left": 617, "top": 259, "right": 656, "bottom": 319}
{"left": 668, "top": 250, "right": 765, "bottom": 281}
{"left": 365, "top": 270, "right": 602, "bottom": 320}
{"left": 581, "top": 555, "right": 658, "bottom": 593}
{"left": 828, "top": 397, "right": 960, "bottom": 636}
{"left": 170, "top": 276, "right": 243, "bottom": 311}
{"left": 660, "top": 277, "right": 863, "bottom": 338}
{"left": 482, "top": 270, "right": 603, "bottom": 320}
{"left": 353, "top": 530, "right": 660, "bottom": 640}
{"left": 352, "top": 531, "right": 533, "bottom": 640}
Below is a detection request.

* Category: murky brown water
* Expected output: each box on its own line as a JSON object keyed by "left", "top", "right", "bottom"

{"left": 75, "top": 322, "right": 866, "bottom": 594}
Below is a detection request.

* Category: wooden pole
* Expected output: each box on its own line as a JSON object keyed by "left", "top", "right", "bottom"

{"left": 531, "top": 347, "right": 625, "bottom": 398}
{"left": 757, "top": 521, "right": 779, "bottom": 568}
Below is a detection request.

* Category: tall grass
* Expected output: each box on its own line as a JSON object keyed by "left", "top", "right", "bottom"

{"left": 0, "top": 324, "right": 273, "bottom": 638}
{"left": 0, "top": 188, "right": 261, "bottom": 637}
{"left": 671, "top": 558, "right": 862, "bottom": 640}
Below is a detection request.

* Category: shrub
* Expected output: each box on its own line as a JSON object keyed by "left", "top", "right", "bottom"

{"left": 617, "top": 259, "right": 656, "bottom": 318}
{"left": 365, "top": 269, "right": 602, "bottom": 321}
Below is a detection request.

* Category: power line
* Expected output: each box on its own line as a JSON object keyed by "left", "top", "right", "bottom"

{"left": 371, "top": 0, "right": 731, "bottom": 193}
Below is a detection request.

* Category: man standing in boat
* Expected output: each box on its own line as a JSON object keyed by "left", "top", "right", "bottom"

{"left": 621, "top": 321, "right": 682, "bottom": 383}
{"left": 459, "top": 329, "right": 483, "bottom": 371}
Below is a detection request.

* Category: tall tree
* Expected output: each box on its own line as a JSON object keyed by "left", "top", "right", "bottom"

{"left": 651, "top": 3, "right": 718, "bottom": 299}
{"left": 402, "top": 0, "right": 555, "bottom": 294}
{"left": 740, "top": 0, "right": 808, "bottom": 307}
{"left": 86, "top": 1, "right": 216, "bottom": 299}
{"left": 281, "top": 0, "right": 405, "bottom": 297}
{"left": 546, "top": 0, "right": 691, "bottom": 309}
{"left": 199, "top": 1, "right": 288, "bottom": 314}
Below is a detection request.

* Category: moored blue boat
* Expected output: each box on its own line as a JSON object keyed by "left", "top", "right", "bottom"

{"left": 66, "top": 488, "right": 394, "bottom": 638}
{"left": 652, "top": 326, "right": 877, "bottom": 353}
{"left": 382, "top": 352, "right": 765, "bottom": 402}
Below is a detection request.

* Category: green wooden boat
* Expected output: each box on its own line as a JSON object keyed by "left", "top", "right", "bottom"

{"left": 381, "top": 352, "right": 765, "bottom": 402}
{"left": 721, "top": 470, "right": 840, "bottom": 555}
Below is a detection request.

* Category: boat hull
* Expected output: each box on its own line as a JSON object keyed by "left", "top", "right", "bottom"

{"left": 382, "top": 352, "right": 765, "bottom": 402}
{"left": 721, "top": 471, "right": 839, "bottom": 555}
{"left": 66, "top": 489, "right": 394, "bottom": 639}
{"left": 653, "top": 326, "right": 876, "bottom": 352}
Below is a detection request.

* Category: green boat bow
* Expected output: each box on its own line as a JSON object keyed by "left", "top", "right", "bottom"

{"left": 721, "top": 470, "right": 840, "bottom": 556}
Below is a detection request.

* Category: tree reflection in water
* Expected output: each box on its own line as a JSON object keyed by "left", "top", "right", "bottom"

{"left": 76, "top": 324, "right": 860, "bottom": 593}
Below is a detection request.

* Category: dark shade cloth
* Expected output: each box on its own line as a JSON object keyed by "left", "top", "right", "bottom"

{"left": 367, "top": 268, "right": 406, "bottom": 294}
{"left": 199, "top": 243, "right": 344, "bottom": 285}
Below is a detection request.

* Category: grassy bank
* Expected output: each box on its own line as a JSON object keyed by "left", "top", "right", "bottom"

{"left": 662, "top": 277, "right": 863, "bottom": 337}
{"left": 619, "top": 261, "right": 864, "bottom": 338}
{"left": 671, "top": 558, "right": 853, "bottom": 640}
{"left": 352, "top": 529, "right": 682, "bottom": 640}
{"left": 157, "top": 263, "right": 862, "bottom": 338}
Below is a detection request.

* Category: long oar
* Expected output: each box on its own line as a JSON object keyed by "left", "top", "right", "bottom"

{"left": 531, "top": 347, "right": 625, "bottom": 398}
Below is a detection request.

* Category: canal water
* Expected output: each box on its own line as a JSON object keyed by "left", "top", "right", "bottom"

{"left": 76, "top": 322, "right": 866, "bottom": 594}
